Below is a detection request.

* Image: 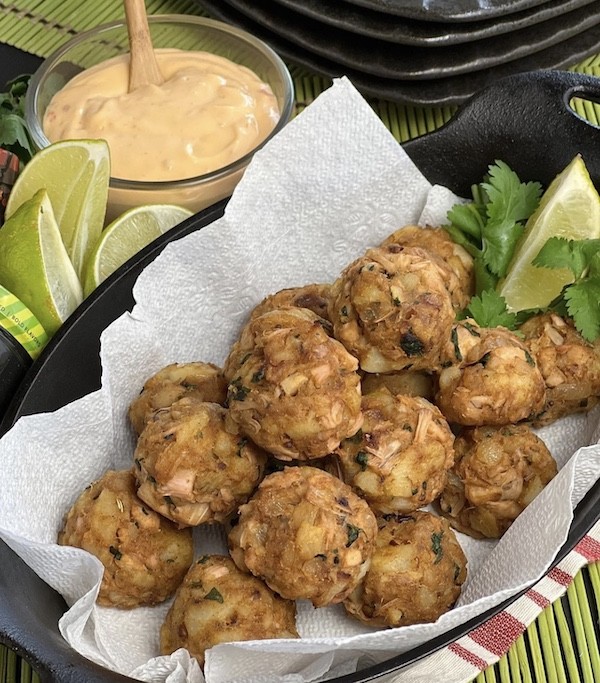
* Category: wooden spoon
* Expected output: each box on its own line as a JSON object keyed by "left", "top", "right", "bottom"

{"left": 123, "top": 0, "right": 164, "bottom": 92}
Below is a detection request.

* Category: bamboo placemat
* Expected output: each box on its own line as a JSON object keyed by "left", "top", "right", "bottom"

{"left": 1, "top": 1, "right": 600, "bottom": 682}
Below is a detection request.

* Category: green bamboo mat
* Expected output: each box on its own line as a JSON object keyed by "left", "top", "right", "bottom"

{"left": 1, "top": 1, "right": 600, "bottom": 682}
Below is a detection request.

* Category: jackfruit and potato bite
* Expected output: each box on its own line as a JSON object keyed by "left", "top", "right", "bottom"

{"left": 228, "top": 466, "right": 378, "bottom": 607}
{"left": 134, "top": 398, "right": 267, "bottom": 527}
{"left": 225, "top": 308, "right": 362, "bottom": 460}
{"left": 343, "top": 511, "right": 467, "bottom": 628}
{"left": 438, "top": 424, "right": 557, "bottom": 539}
{"left": 328, "top": 244, "right": 455, "bottom": 373}
{"left": 337, "top": 389, "right": 455, "bottom": 513}
{"left": 58, "top": 469, "right": 194, "bottom": 608}
{"left": 381, "top": 225, "right": 475, "bottom": 310}
{"left": 520, "top": 313, "right": 600, "bottom": 426}
{"left": 249, "top": 283, "right": 332, "bottom": 323}
{"left": 160, "top": 555, "right": 298, "bottom": 667}
{"left": 436, "top": 324, "right": 546, "bottom": 426}
{"left": 128, "top": 361, "right": 227, "bottom": 435}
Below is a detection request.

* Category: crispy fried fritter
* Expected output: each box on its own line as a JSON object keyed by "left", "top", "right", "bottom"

{"left": 360, "top": 369, "right": 434, "bottom": 400}
{"left": 225, "top": 308, "right": 362, "bottom": 460}
{"left": 328, "top": 245, "right": 455, "bottom": 373}
{"left": 436, "top": 325, "right": 546, "bottom": 426}
{"left": 228, "top": 467, "right": 377, "bottom": 607}
{"left": 337, "top": 389, "right": 454, "bottom": 513}
{"left": 249, "top": 283, "right": 332, "bottom": 323}
{"left": 160, "top": 555, "right": 298, "bottom": 667}
{"left": 520, "top": 313, "right": 600, "bottom": 426}
{"left": 438, "top": 424, "right": 557, "bottom": 538}
{"left": 381, "top": 225, "right": 474, "bottom": 310}
{"left": 58, "top": 469, "right": 194, "bottom": 608}
{"left": 344, "top": 511, "right": 467, "bottom": 627}
{"left": 128, "top": 362, "right": 227, "bottom": 435}
{"left": 134, "top": 398, "right": 267, "bottom": 527}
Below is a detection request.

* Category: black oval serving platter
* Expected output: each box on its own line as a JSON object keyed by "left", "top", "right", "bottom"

{"left": 2, "top": 68, "right": 600, "bottom": 683}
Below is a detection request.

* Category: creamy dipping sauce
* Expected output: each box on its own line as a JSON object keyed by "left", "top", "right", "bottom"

{"left": 43, "top": 48, "right": 280, "bottom": 182}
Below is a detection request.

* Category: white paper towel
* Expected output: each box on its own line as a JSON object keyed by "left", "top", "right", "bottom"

{"left": 1, "top": 78, "right": 599, "bottom": 683}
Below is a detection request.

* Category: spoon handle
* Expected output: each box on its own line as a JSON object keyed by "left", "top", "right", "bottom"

{"left": 123, "top": 0, "right": 163, "bottom": 91}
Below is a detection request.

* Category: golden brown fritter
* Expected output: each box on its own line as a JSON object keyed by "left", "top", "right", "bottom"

{"left": 520, "top": 313, "right": 600, "bottom": 426}
{"left": 336, "top": 389, "right": 454, "bottom": 513}
{"left": 160, "top": 555, "right": 298, "bottom": 667}
{"left": 134, "top": 398, "right": 267, "bottom": 527}
{"left": 344, "top": 511, "right": 467, "bottom": 628}
{"left": 438, "top": 424, "right": 557, "bottom": 539}
{"left": 436, "top": 325, "right": 546, "bottom": 426}
{"left": 128, "top": 362, "right": 227, "bottom": 435}
{"left": 328, "top": 245, "right": 455, "bottom": 373}
{"left": 225, "top": 308, "right": 362, "bottom": 460}
{"left": 58, "top": 469, "right": 194, "bottom": 609}
{"left": 360, "top": 369, "right": 434, "bottom": 400}
{"left": 228, "top": 466, "right": 378, "bottom": 607}
{"left": 249, "top": 283, "right": 332, "bottom": 323}
{"left": 381, "top": 225, "right": 474, "bottom": 310}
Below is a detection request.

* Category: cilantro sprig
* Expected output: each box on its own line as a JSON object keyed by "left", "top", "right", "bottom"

{"left": 446, "top": 161, "right": 542, "bottom": 294}
{"left": 0, "top": 75, "right": 35, "bottom": 165}
{"left": 533, "top": 237, "right": 600, "bottom": 341}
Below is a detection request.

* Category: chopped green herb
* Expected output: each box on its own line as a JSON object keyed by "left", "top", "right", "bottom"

{"left": 164, "top": 495, "right": 176, "bottom": 507}
{"left": 451, "top": 327, "right": 462, "bottom": 362}
{"left": 109, "top": 545, "right": 122, "bottom": 561}
{"left": 251, "top": 368, "right": 265, "bottom": 383}
{"left": 346, "top": 524, "right": 361, "bottom": 547}
{"left": 0, "top": 75, "right": 35, "bottom": 164}
{"left": 204, "top": 587, "right": 224, "bottom": 603}
{"left": 237, "top": 437, "right": 248, "bottom": 456}
{"left": 228, "top": 378, "right": 250, "bottom": 402}
{"left": 400, "top": 331, "right": 424, "bottom": 356}
{"left": 431, "top": 532, "right": 444, "bottom": 564}
{"left": 355, "top": 451, "right": 369, "bottom": 471}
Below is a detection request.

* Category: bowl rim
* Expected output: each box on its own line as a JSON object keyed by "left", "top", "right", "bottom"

{"left": 25, "top": 13, "right": 295, "bottom": 190}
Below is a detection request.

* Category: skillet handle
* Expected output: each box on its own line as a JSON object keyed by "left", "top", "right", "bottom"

{"left": 403, "top": 69, "right": 600, "bottom": 196}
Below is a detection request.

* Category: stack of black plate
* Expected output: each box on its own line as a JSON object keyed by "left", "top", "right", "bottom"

{"left": 196, "top": 0, "right": 600, "bottom": 106}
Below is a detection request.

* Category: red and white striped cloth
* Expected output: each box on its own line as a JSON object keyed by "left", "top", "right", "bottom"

{"left": 392, "top": 519, "right": 600, "bottom": 682}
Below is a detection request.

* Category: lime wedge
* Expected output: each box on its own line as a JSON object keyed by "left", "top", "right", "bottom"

{"left": 83, "top": 204, "right": 193, "bottom": 297}
{"left": 498, "top": 155, "right": 600, "bottom": 312}
{"left": 0, "top": 189, "right": 83, "bottom": 336}
{"left": 5, "top": 139, "right": 110, "bottom": 279}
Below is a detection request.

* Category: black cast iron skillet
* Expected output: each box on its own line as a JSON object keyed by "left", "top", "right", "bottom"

{"left": 2, "top": 68, "right": 600, "bottom": 683}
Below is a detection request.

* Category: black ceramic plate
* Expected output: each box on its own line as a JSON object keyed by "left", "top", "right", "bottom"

{"left": 3, "top": 68, "right": 600, "bottom": 683}
{"left": 342, "top": 0, "right": 557, "bottom": 22}
{"left": 198, "top": 0, "right": 600, "bottom": 105}
{"left": 208, "top": 0, "right": 600, "bottom": 79}
{"left": 276, "top": 0, "right": 594, "bottom": 47}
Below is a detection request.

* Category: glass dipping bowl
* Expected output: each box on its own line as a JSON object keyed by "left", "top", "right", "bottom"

{"left": 25, "top": 15, "right": 295, "bottom": 220}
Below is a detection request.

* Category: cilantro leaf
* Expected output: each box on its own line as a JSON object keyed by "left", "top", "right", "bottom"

{"left": 563, "top": 277, "right": 600, "bottom": 342}
{"left": 464, "top": 289, "right": 518, "bottom": 330}
{"left": 446, "top": 161, "right": 542, "bottom": 287}
{"left": 0, "top": 74, "right": 34, "bottom": 164}
{"left": 533, "top": 237, "right": 600, "bottom": 279}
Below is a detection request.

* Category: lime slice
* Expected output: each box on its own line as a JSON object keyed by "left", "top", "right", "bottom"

{"left": 0, "top": 189, "right": 83, "bottom": 336}
{"left": 498, "top": 154, "right": 600, "bottom": 312}
{"left": 83, "top": 204, "right": 193, "bottom": 297}
{"left": 5, "top": 139, "right": 110, "bottom": 279}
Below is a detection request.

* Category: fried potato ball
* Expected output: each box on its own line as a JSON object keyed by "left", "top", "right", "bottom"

{"left": 249, "top": 283, "right": 332, "bottom": 323}
{"left": 160, "top": 554, "right": 298, "bottom": 667}
{"left": 225, "top": 308, "right": 362, "bottom": 460}
{"left": 438, "top": 424, "right": 557, "bottom": 539}
{"left": 128, "top": 362, "right": 227, "bottom": 435}
{"left": 381, "top": 225, "right": 474, "bottom": 310}
{"left": 436, "top": 325, "right": 546, "bottom": 426}
{"left": 361, "top": 369, "right": 434, "bottom": 401}
{"left": 58, "top": 469, "right": 194, "bottom": 609}
{"left": 134, "top": 398, "right": 267, "bottom": 527}
{"left": 228, "top": 466, "right": 378, "bottom": 607}
{"left": 343, "top": 511, "right": 467, "bottom": 628}
{"left": 520, "top": 313, "right": 600, "bottom": 426}
{"left": 328, "top": 245, "right": 455, "bottom": 373}
{"left": 337, "top": 389, "right": 454, "bottom": 513}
